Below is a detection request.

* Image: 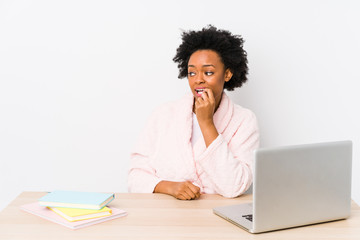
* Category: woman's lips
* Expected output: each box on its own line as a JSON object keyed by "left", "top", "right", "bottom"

{"left": 195, "top": 88, "right": 205, "bottom": 97}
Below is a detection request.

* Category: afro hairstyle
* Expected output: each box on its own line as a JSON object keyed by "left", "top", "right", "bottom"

{"left": 173, "top": 25, "right": 248, "bottom": 91}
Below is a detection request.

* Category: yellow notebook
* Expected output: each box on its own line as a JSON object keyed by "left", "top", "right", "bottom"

{"left": 49, "top": 206, "right": 112, "bottom": 222}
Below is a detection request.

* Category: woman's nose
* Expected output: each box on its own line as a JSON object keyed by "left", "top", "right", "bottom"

{"left": 194, "top": 74, "right": 205, "bottom": 83}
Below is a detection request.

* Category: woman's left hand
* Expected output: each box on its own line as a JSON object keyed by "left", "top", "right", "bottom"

{"left": 194, "top": 89, "right": 219, "bottom": 147}
{"left": 194, "top": 88, "right": 216, "bottom": 125}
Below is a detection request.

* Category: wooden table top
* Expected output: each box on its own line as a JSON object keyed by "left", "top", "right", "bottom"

{"left": 0, "top": 191, "right": 359, "bottom": 240}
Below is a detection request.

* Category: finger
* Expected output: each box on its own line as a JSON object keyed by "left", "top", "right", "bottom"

{"left": 177, "top": 193, "right": 187, "bottom": 200}
{"left": 179, "top": 191, "right": 192, "bottom": 200}
{"left": 196, "top": 96, "right": 204, "bottom": 104}
{"left": 204, "top": 89, "right": 215, "bottom": 103}
{"left": 186, "top": 182, "right": 201, "bottom": 199}
{"left": 200, "top": 90, "right": 209, "bottom": 101}
{"left": 195, "top": 97, "right": 204, "bottom": 109}
{"left": 195, "top": 192, "right": 201, "bottom": 199}
{"left": 184, "top": 186, "right": 197, "bottom": 199}
{"left": 178, "top": 184, "right": 193, "bottom": 200}
{"left": 187, "top": 182, "right": 201, "bottom": 195}
{"left": 189, "top": 189, "right": 200, "bottom": 199}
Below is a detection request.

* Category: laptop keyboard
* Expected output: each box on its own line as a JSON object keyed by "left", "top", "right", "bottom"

{"left": 242, "top": 214, "right": 253, "bottom": 222}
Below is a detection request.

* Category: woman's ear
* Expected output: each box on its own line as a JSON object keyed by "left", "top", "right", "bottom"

{"left": 224, "top": 68, "right": 233, "bottom": 82}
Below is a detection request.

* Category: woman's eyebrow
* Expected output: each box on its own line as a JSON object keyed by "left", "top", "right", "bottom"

{"left": 188, "top": 64, "right": 216, "bottom": 68}
{"left": 202, "top": 64, "right": 215, "bottom": 68}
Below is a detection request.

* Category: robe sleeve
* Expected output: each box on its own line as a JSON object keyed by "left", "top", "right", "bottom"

{"left": 127, "top": 107, "right": 163, "bottom": 193}
{"left": 195, "top": 110, "right": 259, "bottom": 198}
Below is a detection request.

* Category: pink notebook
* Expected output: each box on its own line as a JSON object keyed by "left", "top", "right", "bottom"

{"left": 21, "top": 202, "right": 127, "bottom": 230}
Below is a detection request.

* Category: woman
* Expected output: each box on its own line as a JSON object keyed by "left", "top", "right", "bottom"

{"left": 128, "top": 25, "right": 259, "bottom": 200}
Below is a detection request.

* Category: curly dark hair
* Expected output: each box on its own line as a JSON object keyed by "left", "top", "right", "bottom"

{"left": 173, "top": 25, "right": 248, "bottom": 91}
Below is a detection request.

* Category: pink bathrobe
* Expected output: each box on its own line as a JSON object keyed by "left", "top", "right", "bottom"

{"left": 128, "top": 92, "right": 259, "bottom": 198}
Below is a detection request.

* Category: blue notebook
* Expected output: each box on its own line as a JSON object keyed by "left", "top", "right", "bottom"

{"left": 38, "top": 190, "right": 115, "bottom": 210}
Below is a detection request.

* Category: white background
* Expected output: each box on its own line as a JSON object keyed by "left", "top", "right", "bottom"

{"left": 1, "top": 0, "right": 359, "bottom": 211}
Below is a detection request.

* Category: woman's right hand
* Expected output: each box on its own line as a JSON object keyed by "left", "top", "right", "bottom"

{"left": 154, "top": 180, "right": 201, "bottom": 200}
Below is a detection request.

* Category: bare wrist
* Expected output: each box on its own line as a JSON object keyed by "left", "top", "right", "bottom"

{"left": 154, "top": 181, "right": 172, "bottom": 195}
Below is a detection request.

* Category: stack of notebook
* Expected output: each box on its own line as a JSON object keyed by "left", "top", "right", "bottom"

{"left": 21, "top": 190, "right": 127, "bottom": 229}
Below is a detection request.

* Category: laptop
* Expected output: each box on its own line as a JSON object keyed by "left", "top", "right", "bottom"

{"left": 213, "top": 140, "right": 352, "bottom": 233}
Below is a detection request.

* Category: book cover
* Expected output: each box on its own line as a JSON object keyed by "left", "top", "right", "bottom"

{"left": 49, "top": 206, "right": 112, "bottom": 222}
{"left": 38, "top": 190, "right": 115, "bottom": 210}
{"left": 21, "top": 203, "right": 127, "bottom": 230}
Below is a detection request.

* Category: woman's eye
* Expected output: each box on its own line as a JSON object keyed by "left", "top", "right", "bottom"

{"left": 188, "top": 72, "right": 196, "bottom": 77}
{"left": 205, "top": 72, "right": 214, "bottom": 76}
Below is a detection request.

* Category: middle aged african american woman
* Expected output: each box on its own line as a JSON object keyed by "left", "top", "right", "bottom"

{"left": 128, "top": 25, "right": 260, "bottom": 200}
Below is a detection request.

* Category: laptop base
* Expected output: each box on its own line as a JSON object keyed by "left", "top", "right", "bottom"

{"left": 213, "top": 203, "right": 253, "bottom": 232}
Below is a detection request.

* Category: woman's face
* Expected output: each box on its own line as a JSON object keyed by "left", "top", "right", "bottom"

{"left": 187, "top": 50, "right": 232, "bottom": 109}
